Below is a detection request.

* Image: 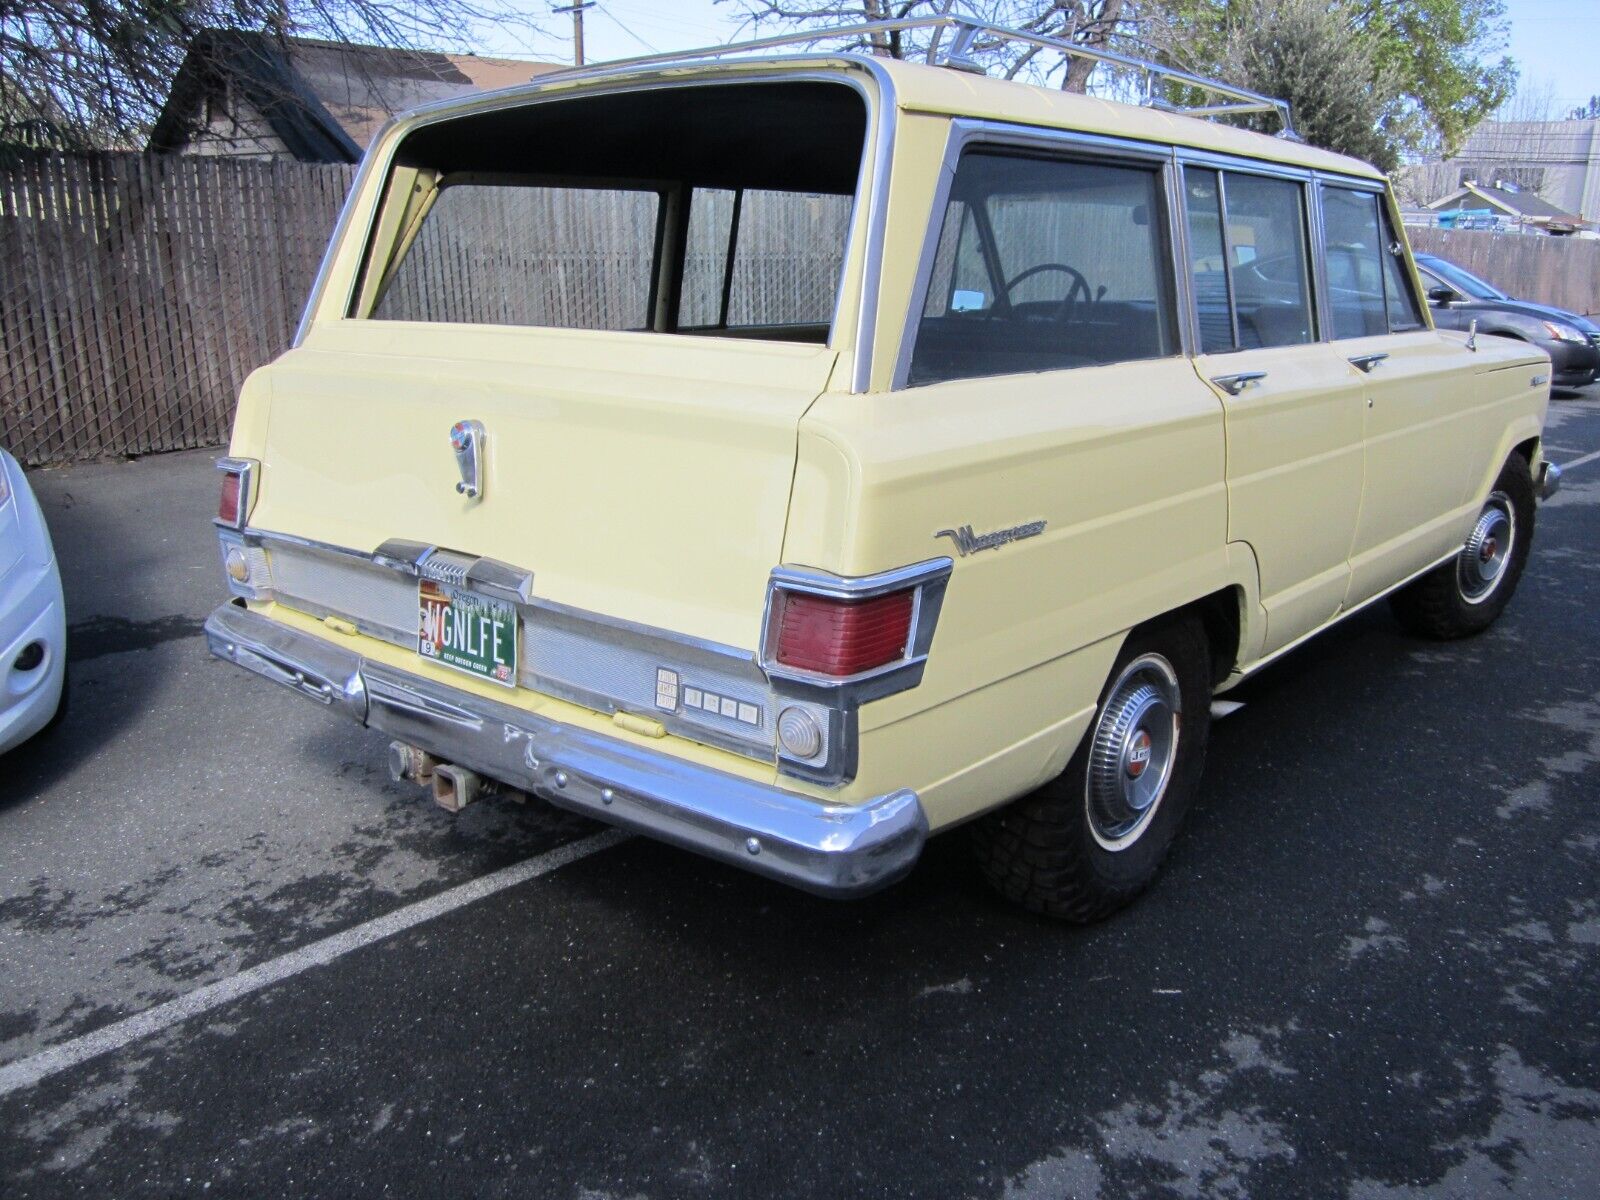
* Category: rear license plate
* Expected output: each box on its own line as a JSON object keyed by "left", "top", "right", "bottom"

{"left": 418, "top": 578, "right": 518, "bottom": 686}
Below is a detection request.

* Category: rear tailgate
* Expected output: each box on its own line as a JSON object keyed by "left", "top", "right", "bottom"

{"left": 250, "top": 322, "right": 838, "bottom": 650}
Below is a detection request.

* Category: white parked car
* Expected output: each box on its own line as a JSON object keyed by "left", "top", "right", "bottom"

{"left": 0, "top": 448, "right": 66, "bottom": 753}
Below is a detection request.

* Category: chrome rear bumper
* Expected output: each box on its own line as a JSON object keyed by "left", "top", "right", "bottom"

{"left": 204, "top": 602, "right": 926, "bottom": 897}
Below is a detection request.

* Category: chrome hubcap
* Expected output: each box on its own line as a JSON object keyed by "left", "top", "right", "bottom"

{"left": 1086, "top": 654, "right": 1182, "bottom": 851}
{"left": 1458, "top": 491, "right": 1515, "bottom": 605}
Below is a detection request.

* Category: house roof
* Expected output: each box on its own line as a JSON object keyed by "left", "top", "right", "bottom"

{"left": 149, "top": 30, "right": 559, "bottom": 162}
{"left": 1426, "top": 181, "right": 1583, "bottom": 224}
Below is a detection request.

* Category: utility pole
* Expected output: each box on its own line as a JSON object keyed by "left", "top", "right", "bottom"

{"left": 552, "top": 1, "right": 596, "bottom": 66}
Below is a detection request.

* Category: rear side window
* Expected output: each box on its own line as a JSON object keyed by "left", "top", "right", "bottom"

{"left": 909, "top": 151, "right": 1177, "bottom": 386}
{"left": 1183, "top": 167, "right": 1315, "bottom": 351}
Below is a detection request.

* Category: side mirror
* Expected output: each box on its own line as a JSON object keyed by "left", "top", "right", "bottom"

{"left": 1427, "top": 284, "right": 1460, "bottom": 306}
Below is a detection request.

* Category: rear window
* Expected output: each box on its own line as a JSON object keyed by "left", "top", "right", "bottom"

{"left": 352, "top": 81, "right": 866, "bottom": 343}
{"left": 373, "top": 184, "right": 659, "bottom": 329}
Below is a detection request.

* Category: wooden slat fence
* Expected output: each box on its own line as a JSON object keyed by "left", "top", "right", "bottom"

{"left": 1, "top": 152, "right": 354, "bottom": 465}
{"left": 1408, "top": 228, "right": 1600, "bottom": 317}
{"left": 6, "top": 151, "right": 1600, "bottom": 468}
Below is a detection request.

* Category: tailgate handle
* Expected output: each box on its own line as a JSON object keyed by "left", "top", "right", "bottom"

{"left": 1211, "top": 370, "right": 1267, "bottom": 396}
{"left": 1349, "top": 352, "right": 1389, "bottom": 373}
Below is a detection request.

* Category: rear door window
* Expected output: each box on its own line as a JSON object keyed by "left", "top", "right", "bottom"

{"left": 1221, "top": 174, "right": 1315, "bottom": 348}
{"left": 909, "top": 150, "right": 1177, "bottom": 386}
{"left": 1183, "top": 167, "right": 1316, "bottom": 351}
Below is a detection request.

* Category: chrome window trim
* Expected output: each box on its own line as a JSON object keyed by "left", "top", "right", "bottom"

{"left": 892, "top": 119, "right": 1183, "bottom": 391}
{"left": 1306, "top": 173, "right": 1333, "bottom": 345}
{"left": 302, "top": 59, "right": 895, "bottom": 393}
{"left": 1162, "top": 154, "right": 1197, "bottom": 359}
{"left": 1173, "top": 147, "right": 1318, "bottom": 184}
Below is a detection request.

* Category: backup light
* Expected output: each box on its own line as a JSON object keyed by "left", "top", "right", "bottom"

{"left": 772, "top": 588, "right": 915, "bottom": 677}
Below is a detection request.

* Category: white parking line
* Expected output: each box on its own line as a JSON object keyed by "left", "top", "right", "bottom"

{"left": 0, "top": 828, "right": 629, "bottom": 1098}
{"left": 1561, "top": 447, "right": 1600, "bottom": 472}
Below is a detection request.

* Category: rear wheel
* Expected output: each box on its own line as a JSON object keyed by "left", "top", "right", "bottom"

{"left": 971, "top": 617, "right": 1211, "bottom": 922}
{"left": 1389, "top": 454, "right": 1534, "bottom": 640}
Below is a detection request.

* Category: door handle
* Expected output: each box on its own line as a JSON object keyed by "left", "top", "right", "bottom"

{"left": 1348, "top": 352, "right": 1389, "bottom": 373}
{"left": 1211, "top": 370, "right": 1267, "bottom": 396}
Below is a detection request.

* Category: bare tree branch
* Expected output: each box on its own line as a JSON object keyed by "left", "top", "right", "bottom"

{"left": 715, "top": 0, "right": 1135, "bottom": 91}
{"left": 1, "top": 0, "right": 544, "bottom": 151}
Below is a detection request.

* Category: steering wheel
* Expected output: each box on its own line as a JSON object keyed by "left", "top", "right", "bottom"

{"left": 1002, "top": 262, "right": 1092, "bottom": 310}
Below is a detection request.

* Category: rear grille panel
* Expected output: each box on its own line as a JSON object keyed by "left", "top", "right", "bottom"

{"left": 254, "top": 536, "right": 808, "bottom": 764}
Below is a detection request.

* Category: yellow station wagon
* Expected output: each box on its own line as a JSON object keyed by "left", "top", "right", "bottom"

{"left": 207, "top": 17, "right": 1564, "bottom": 919}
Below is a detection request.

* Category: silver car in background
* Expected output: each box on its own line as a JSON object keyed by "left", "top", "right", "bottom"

{"left": 0, "top": 448, "right": 66, "bottom": 753}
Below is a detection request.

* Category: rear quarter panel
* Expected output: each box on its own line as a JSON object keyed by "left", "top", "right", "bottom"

{"left": 788, "top": 358, "right": 1240, "bottom": 828}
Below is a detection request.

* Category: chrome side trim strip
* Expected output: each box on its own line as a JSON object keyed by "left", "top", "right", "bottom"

{"left": 206, "top": 603, "right": 926, "bottom": 898}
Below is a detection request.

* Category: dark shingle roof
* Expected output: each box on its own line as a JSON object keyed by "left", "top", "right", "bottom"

{"left": 149, "top": 31, "right": 559, "bottom": 162}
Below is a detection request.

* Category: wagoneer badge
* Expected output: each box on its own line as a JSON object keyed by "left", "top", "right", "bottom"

{"left": 450, "top": 420, "right": 485, "bottom": 500}
{"left": 936, "top": 520, "right": 1047, "bottom": 557}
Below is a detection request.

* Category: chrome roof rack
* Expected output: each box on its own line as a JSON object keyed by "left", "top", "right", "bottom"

{"left": 542, "top": 14, "right": 1295, "bottom": 137}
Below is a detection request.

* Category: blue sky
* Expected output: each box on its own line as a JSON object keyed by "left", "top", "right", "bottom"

{"left": 480, "top": 0, "right": 1597, "bottom": 116}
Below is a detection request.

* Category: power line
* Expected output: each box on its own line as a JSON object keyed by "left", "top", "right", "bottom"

{"left": 595, "top": 5, "right": 660, "bottom": 54}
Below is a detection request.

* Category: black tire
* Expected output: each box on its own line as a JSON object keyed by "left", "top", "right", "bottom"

{"left": 971, "top": 616, "right": 1212, "bottom": 922}
{"left": 1389, "top": 454, "right": 1535, "bottom": 640}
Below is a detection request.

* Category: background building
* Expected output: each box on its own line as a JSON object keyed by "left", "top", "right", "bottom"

{"left": 149, "top": 30, "right": 558, "bottom": 163}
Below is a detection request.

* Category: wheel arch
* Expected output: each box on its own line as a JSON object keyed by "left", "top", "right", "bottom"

{"left": 1472, "top": 416, "right": 1545, "bottom": 505}
{"left": 1122, "top": 583, "right": 1249, "bottom": 691}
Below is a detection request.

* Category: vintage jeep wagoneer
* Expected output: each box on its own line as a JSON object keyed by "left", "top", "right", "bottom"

{"left": 207, "top": 17, "right": 1563, "bottom": 919}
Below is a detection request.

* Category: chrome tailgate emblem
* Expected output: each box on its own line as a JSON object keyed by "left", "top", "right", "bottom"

{"left": 450, "top": 420, "right": 485, "bottom": 499}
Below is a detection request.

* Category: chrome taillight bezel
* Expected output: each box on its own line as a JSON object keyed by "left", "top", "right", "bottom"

{"left": 759, "top": 558, "right": 952, "bottom": 702}
{"left": 214, "top": 456, "right": 258, "bottom": 531}
{"left": 758, "top": 558, "right": 952, "bottom": 785}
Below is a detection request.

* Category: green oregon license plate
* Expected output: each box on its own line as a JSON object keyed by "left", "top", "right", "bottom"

{"left": 418, "top": 578, "right": 518, "bottom": 686}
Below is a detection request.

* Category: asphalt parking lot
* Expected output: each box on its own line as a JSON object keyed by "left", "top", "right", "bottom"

{"left": 3, "top": 390, "right": 1599, "bottom": 1199}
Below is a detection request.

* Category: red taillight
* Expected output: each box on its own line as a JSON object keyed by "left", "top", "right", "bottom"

{"left": 774, "top": 588, "right": 915, "bottom": 677}
{"left": 218, "top": 471, "right": 242, "bottom": 526}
